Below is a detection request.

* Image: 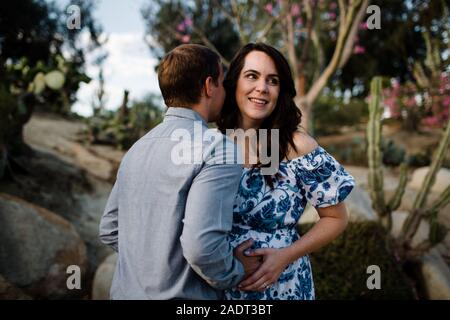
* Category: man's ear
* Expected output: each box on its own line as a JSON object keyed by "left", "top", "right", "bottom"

{"left": 204, "top": 76, "right": 214, "bottom": 98}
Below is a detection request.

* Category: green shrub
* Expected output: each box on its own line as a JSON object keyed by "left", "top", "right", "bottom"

{"left": 298, "top": 221, "right": 417, "bottom": 300}
{"left": 314, "top": 96, "right": 369, "bottom": 136}
{"left": 381, "top": 139, "right": 406, "bottom": 167}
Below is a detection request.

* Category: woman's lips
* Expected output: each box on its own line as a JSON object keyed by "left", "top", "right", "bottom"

{"left": 248, "top": 97, "right": 268, "bottom": 106}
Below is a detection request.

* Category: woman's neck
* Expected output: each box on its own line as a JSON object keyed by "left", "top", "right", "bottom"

{"left": 237, "top": 115, "right": 263, "bottom": 131}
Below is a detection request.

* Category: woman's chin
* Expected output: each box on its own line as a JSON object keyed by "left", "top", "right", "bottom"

{"left": 247, "top": 110, "right": 271, "bottom": 122}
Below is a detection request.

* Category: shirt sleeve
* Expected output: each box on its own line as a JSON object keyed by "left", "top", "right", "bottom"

{"left": 293, "top": 146, "right": 355, "bottom": 208}
{"left": 180, "top": 136, "right": 245, "bottom": 290}
{"left": 99, "top": 181, "right": 119, "bottom": 252}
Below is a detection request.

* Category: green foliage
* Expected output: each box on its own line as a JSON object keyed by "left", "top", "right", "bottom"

{"left": 299, "top": 222, "right": 417, "bottom": 300}
{"left": 4, "top": 55, "right": 90, "bottom": 115}
{"left": 340, "top": 0, "right": 449, "bottom": 96}
{"left": 381, "top": 139, "right": 406, "bottom": 167}
{"left": 321, "top": 137, "right": 368, "bottom": 167}
{"left": 407, "top": 152, "right": 431, "bottom": 168}
{"left": 86, "top": 94, "right": 165, "bottom": 150}
{"left": 313, "top": 96, "right": 368, "bottom": 136}
{"left": 0, "top": 0, "right": 102, "bottom": 180}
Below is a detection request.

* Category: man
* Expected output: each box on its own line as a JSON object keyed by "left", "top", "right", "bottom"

{"left": 99, "top": 44, "right": 258, "bottom": 299}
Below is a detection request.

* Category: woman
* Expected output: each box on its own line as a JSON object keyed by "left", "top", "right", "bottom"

{"left": 217, "top": 43, "right": 355, "bottom": 300}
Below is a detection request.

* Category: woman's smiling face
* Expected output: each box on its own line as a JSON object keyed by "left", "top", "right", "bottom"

{"left": 235, "top": 50, "right": 280, "bottom": 128}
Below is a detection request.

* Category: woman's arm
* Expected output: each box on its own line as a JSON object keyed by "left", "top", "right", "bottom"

{"left": 238, "top": 202, "right": 349, "bottom": 292}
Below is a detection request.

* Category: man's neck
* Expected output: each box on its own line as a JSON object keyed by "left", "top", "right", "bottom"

{"left": 190, "top": 104, "right": 210, "bottom": 123}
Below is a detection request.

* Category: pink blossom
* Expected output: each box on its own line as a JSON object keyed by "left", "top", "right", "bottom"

{"left": 329, "top": 2, "right": 337, "bottom": 10}
{"left": 291, "top": 4, "right": 301, "bottom": 16}
{"left": 422, "top": 116, "right": 440, "bottom": 127}
{"left": 296, "top": 17, "right": 303, "bottom": 25}
{"left": 183, "top": 17, "right": 193, "bottom": 28}
{"left": 359, "top": 22, "right": 368, "bottom": 30}
{"left": 176, "top": 23, "right": 186, "bottom": 32}
{"left": 328, "top": 12, "right": 336, "bottom": 20}
{"left": 403, "top": 97, "right": 416, "bottom": 108}
{"left": 353, "top": 45, "right": 365, "bottom": 54}
{"left": 265, "top": 3, "right": 273, "bottom": 14}
{"left": 443, "top": 96, "right": 450, "bottom": 107}
{"left": 181, "top": 35, "right": 191, "bottom": 43}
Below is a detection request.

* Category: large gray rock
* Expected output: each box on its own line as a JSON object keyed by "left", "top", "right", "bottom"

{"left": 299, "top": 186, "right": 377, "bottom": 224}
{"left": 408, "top": 167, "right": 450, "bottom": 194}
{"left": 91, "top": 253, "right": 117, "bottom": 300}
{"left": 390, "top": 211, "right": 430, "bottom": 248}
{"left": 0, "top": 193, "right": 87, "bottom": 299}
{"left": 0, "top": 274, "right": 32, "bottom": 300}
{"left": 421, "top": 248, "right": 450, "bottom": 299}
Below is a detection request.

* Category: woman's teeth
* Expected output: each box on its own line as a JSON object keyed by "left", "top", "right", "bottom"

{"left": 249, "top": 98, "right": 267, "bottom": 105}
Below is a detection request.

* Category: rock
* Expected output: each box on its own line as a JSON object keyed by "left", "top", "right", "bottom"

{"left": 391, "top": 211, "right": 430, "bottom": 247}
{"left": 421, "top": 248, "right": 450, "bottom": 299}
{"left": 345, "top": 165, "right": 400, "bottom": 191}
{"left": 23, "top": 113, "right": 121, "bottom": 182}
{"left": 344, "top": 186, "right": 378, "bottom": 222}
{"left": 71, "top": 143, "right": 114, "bottom": 181}
{"left": 71, "top": 177, "right": 116, "bottom": 274}
{"left": 91, "top": 253, "right": 117, "bottom": 300}
{"left": 408, "top": 167, "right": 450, "bottom": 194}
{"left": 0, "top": 274, "right": 32, "bottom": 300}
{"left": 0, "top": 193, "right": 88, "bottom": 299}
{"left": 299, "top": 186, "right": 377, "bottom": 224}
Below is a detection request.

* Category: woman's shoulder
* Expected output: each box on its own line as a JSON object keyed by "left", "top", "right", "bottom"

{"left": 287, "top": 130, "right": 319, "bottom": 160}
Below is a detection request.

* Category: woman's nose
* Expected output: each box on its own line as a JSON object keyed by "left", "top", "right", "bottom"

{"left": 255, "top": 80, "right": 268, "bottom": 94}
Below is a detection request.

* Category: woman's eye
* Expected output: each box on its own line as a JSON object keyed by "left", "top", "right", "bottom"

{"left": 246, "top": 74, "right": 257, "bottom": 79}
{"left": 268, "top": 78, "right": 279, "bottom": 85}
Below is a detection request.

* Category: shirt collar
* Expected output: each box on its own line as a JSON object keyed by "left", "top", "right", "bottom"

{"left": 164, "top": 107, "right": 208, "bottom": 127}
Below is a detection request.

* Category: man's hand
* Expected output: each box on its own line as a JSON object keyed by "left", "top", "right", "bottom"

{"left": 233, "top": 238, "right": 262, "bottom": 277}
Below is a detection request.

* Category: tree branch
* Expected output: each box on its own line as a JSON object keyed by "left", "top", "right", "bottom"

{"left": 339, "top": 0, "right": 370, "bottom": 69}
{"left": 303, "top": 0, "right": 364, "bottom": 106}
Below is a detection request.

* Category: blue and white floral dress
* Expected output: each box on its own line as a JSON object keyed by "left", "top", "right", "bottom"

{"left": 225, "top": 146, "right": 355, "bottom": 300}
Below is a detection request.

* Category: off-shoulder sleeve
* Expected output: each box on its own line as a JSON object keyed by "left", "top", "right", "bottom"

{"left": 288, "top": 146, "right": 355, "bottom": 208}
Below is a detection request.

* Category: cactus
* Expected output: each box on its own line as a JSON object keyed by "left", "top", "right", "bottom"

{"left": 0, "top": 54, "right": 85, "bottom": 181}
{"left": 400, "top": 117, "right": 450, "bottom": 244}
{"left": 44, "top": 70, "right": 65, "bottom": 90}
{"left": 367, "top": 76, "right": 450, "bottom": 257}
{"left": 367, "top": 77, "right": 390, "bottom": 224}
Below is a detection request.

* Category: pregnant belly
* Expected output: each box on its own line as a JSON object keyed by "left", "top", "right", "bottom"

{"left": 229, "top": 225, "right": 300, "bottom": 250}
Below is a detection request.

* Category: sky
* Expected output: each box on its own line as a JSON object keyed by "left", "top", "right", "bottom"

{"left": 58, "top": 0, "right": 160, "bottom": 117}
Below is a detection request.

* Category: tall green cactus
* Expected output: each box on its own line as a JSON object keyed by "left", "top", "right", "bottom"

{"left": 367, "top": 77, "right": 386, "bottom": 215}
{"left": 366, "top": 76, "right": 450, "bottom": 256}
{"left": 367, "top": 77, "right": 409, "bottom": 230}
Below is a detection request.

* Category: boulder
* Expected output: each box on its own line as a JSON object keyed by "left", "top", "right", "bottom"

{"left": 299, "top": 186, "right": 377, "bottom": 224}
{"left": 91, "top": 253, "right": 117, "bottom": 300}
{"left": 421, "top": 248, "right": 450, "bottom": 299}
{"left": 408, "top": 167, "right": 450, "bottom": 194}
{"left": 391, "top": 211, "right": 430, "bottom": 247}
{"left": 71, "top": 143, "right": 114, "bottom": 181}
{"left": 0, "top": 193, "right": 87, "bottom": 299}
{"left": 0, "top": 274, "right": 32, "bottom": 300}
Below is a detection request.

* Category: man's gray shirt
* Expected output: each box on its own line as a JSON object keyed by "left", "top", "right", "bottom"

{"left": 99, "top": 107, "right": 245, "bottom": 299}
